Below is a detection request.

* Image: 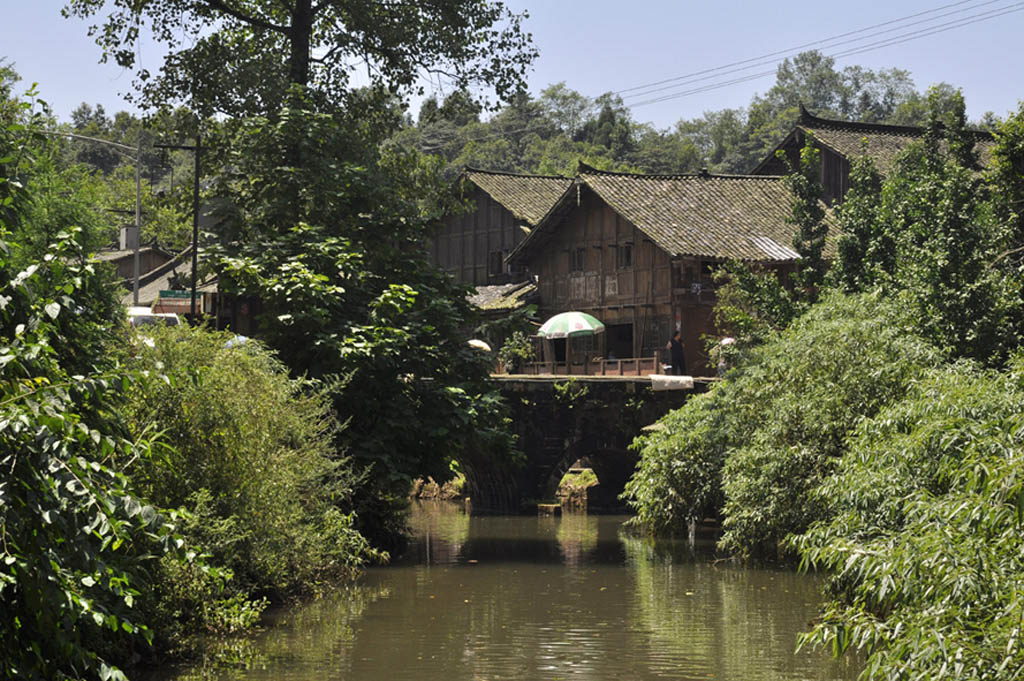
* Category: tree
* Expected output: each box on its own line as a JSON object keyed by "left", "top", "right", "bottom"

{"left": 1, "top": 86, "right": 198, "bottom": 681}
{"left": 121, "top": 325, "right": 380, "bottom": 651}
{"left": 830, "top": 152, "right": 886, "bottom": 292}
{"left": 785, "top": 139, "right": 829, "bottom": 301}
{"left": 796, "top": 360, "right": 1024, "bottom": 679}
{"left": 539, "top": 82, "right": 593, "bottom": 138}
{"left": 881, "top": 87, "right": 1020, "bottom": 363}
{"left": 209, "top": 102, "right": 513, "bottom": 545}
{"left": 65, "top": 0, "right": 537, "bottom": 118}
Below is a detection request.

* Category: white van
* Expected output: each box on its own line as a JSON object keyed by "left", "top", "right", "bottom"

{"left": 127, "top": 306, "right": 181, "bottom": 328}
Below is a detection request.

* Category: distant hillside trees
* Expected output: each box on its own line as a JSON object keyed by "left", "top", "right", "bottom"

{"left": 397, "top": 50, "right": 983, "bottom": 176}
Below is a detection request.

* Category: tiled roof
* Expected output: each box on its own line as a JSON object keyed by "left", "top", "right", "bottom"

{"left": 468, "top": 280, "right": 537, "bottom": 311}
{"left": 464, "top": 168, "right": 573, "bottom": 227}
{"left": 94, "top": 245, "right": 173, "bottom": 263}
{"left": 578, "top": 169, "right": 830, "bottom": 261}
{"left": 753, "top": 107, "right": 994, "bottom": 175}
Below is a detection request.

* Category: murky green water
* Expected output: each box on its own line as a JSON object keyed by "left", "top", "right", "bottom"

{"left": 163, "top": 502, "right": 860, "bottom": 681}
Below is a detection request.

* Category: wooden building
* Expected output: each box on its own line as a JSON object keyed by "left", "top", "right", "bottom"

{"left": 507, "top": 166, "right": 820, "bottom": 375}
{"left": 430, "top": 168, "right": 572, "bottom": 286}
{"left": 94, "top": 245, "right": 175, "bottom": 283}
{"left": 752, "top": 105, "right": 994, "bottom": 204}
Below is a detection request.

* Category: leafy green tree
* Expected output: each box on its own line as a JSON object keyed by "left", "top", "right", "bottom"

{"left": 829, "top": 153, "right": 886, "bottom": 292}
{"left": 210, "top": 102, "right": 512, "bottom": 544}
{"left": 539, "top": 82, "right": 593, "bottom": 138}
{"left": 121, "top": 325, "right": 380, "bottom": 651}
{"left": 438, "top": 89, "right": 483, "bottom": 128}
{"left": 627, "top": 124, "right": 702, "bottom": 174}
{"left": 676, "top": 108, "right": 746, "bottom": 171}
{"left": 576, "top": 94, "right": 635, "bottom": 158}
{"left": 0, "top": 91, "right": 195, "bottom": 681}
{"left": 990, "top": 101, "right": 1024, "bottom": 248}
{"left": 796, "top": 359, "right": 1024, "bottom": 679}
{"left": 881, "top": 87, "right": 1020, "bottom": 364}
{"left": 711, "top": 261, "right": 798, "bottom": 348}
{"left": 625, "top": 293, "right": 942, "bottom": 559}
{"left": 887, "top": 81, "right": 964, "bottom": 126}
{"left": 785, "top": 140, "right": 829, "bottom": 301}
{"left": 65, "top": 0, "right": 537, "bottom": 118}
{"left": 69, "top": 103, "right": 122, "bottom": 173}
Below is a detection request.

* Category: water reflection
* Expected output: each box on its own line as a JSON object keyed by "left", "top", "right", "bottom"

{"left": 159, "top": 502, "right": 859, "bottom": 681}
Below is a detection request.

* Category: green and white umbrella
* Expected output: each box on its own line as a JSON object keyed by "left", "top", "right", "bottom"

{"left": 537, "top": 311, "right": 605, "bottom": 339}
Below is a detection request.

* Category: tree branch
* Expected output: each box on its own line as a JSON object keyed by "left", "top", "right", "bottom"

{"left": 199, "top": 0, "right": 290, "bottom": 35}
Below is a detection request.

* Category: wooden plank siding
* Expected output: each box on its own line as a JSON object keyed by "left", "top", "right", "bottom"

{"left": 431, "top": 186, "right": 525, "bottom": 286}
{"left": 529, "top": 188, "right": 714, "bottom": 370}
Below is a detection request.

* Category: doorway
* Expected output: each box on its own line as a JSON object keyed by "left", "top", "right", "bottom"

{"left": 605, "top": 323, "right": 633, "bottom": 359}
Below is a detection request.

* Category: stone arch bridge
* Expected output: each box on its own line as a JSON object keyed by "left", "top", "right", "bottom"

{"left": 459, "top": 376, "right": 707, "bottom": 512}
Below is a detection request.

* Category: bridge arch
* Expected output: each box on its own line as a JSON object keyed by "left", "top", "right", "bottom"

{"left": 459, "top": 377, "right": 700, "bottom": 512}
{"left": 541, "top": 445, "right": 638, "bottom": 511}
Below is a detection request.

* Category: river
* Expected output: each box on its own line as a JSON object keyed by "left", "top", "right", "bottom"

{"left": 161, "top": 501, "right": 861, "bottom": 681}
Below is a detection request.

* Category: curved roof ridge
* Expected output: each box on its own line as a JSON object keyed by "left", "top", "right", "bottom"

{"left": 798, "top": 104, "right": 993, "bottom": 140}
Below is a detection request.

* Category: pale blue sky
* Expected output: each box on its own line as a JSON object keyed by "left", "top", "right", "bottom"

{"left": 2, "top": 1, "right": 1022, "bottom": 128}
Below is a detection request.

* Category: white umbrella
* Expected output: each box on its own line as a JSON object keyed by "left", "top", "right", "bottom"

{"left": 537, "top": 311, "right": 605, "bottom": 339}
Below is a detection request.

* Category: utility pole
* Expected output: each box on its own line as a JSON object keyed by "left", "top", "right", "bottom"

{"left": 36, "top": 130, "right": 144, "bottom": 303}
{"left": 155, "top": 135, "right": 201, "bottom": 320}
{"left": 134, "top": 136, "right": 142, "bottom": 305}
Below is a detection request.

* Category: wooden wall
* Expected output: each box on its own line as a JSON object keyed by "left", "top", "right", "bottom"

{"left": 820, "top": 146, "right": 851, "bottom": 205}
{"left": 764, "top": 134, "right": 851, "bottom": 205}
{"left": 529, "top": 189, "right": 679, "bottom": 366}
{"left": 431, "top": 186, "right": 528, "bottom": 286}
{"left": 522, "top": 188, "right": 798, "bottom": 374}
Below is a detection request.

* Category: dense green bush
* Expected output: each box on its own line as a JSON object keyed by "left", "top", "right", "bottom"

{"left": 795, "top": 359, "right": 1024, "bottom": 679}
{"left": 121, "top": 325, "right": 381, "bottom": 651}
{"left": 625, "top": 293, "right": 942, "bottom": 558}
{"left": 211, "top": 101, "right": 513, "bottom": 547}
{"left": 718, "top": 292, "right": 941, "bottom": 557}
{"left": 0, "top": 89, "right": 206, "bottom": 680}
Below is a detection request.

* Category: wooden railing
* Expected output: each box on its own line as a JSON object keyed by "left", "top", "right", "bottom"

{"left": 517, "top": 356, "right": 662, "bottom": 377}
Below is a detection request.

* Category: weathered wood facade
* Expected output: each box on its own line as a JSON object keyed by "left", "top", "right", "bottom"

{"left": 431, "top": 169, "right": 571, "bottom": 286}
{"left": 509, "top": 168, "right": 811, "bottom": 374}
{"left": 527, "top": 188, "right": 677, "bottom": 365}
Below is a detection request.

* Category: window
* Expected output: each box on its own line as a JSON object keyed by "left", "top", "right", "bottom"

{"left": 616, "top": 243, "right": 633, "bottom": 269}
{"left": 488, "top": 250, "right": 504, "bottom": 277}
{"left": 570, "top": 247, "right": 585, "bottom": 272}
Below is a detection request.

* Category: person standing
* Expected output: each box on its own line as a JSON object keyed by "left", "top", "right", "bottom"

{"left": 666, "top": 330, "right": 686, "bottom": 376}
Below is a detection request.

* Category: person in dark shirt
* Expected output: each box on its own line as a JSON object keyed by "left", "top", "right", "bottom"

{"left": 666, "top": 330, "right": 685, "bottom": 375}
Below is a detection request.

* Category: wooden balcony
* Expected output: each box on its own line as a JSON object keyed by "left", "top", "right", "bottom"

{"left": 518, "top": 356, "right": 661, "bottom": 377}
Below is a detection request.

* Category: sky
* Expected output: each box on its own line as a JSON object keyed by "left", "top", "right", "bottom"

{"left": 2, "top": 0, "right": 1022, "bottom": 129}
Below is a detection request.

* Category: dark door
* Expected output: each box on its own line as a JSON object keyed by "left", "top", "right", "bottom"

{"left": 605, "top": 323, "right": 633, "bottom": 359}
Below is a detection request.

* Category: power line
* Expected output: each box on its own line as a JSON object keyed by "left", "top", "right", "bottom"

{"left": 418, "top": 0, "right": 1020, "bottom": 150}
{"left": 615, "top": 0, "right": 998, "bottom": 97}
{"left": 621, "top": 0, "right": 1009, "bottom": 102}
{"left": 628, "top": 3, "right": 1024, "bottom": 107}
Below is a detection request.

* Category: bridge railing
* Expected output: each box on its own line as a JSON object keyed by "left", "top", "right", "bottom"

{"left": 516, "top": 356, "right": 662, "bottom": 377}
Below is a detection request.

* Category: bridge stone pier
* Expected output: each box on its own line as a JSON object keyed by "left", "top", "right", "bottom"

{"left": 459, "top": 376, "right": 706, "bottom": 513}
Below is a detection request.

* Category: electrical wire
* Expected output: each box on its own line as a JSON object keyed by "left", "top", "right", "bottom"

{"left": 417, "top": 0, "right": 1020, "bottom": 149}
{"left": 628, "top": 2, "right": 1024, "bottom": 107}
{"left": 621, "top": 0, "right": 1010, "bottom": 102}
{"left": 616, "top": 0, "right": 1000, "bottom": 97}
